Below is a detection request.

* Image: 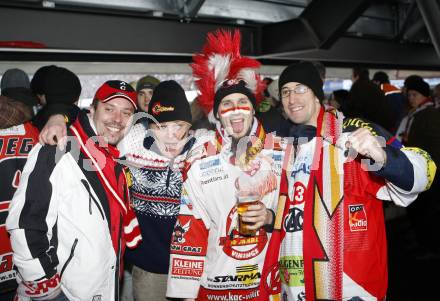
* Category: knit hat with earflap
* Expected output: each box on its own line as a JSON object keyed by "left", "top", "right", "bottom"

{"left": 278, "top": 61, "right": 325, "bottom": 102}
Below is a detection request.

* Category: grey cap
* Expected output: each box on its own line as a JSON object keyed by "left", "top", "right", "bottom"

{"left": 1, "top": 68, "right": 30, "bottom": 90}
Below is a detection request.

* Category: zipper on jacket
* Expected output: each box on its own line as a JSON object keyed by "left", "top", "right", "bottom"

{"left": 81, "top": 179, "right": 105, "bottom": 220}
{"left": 60, "top": 238, "right": 78, "bottom": 277}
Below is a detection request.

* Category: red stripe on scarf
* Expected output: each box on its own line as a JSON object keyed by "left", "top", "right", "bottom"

{"left": 70, "top": 116, "right": 141, "bottom": 254}
{"left": 259, "top": 143, "right": 293, "bottom": 300}
{"left": 304, "top": 107, "right": 343, "bottom": 300}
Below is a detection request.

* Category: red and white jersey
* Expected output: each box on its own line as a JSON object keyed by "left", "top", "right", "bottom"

{"left": 166, "top": 121, "right": 285, "bottom": 300}
{"left": 0, "top": 122, "right": 38, "bottom": 294}
{"left": 280, "top": 120, "right": 434, "bottom": 301}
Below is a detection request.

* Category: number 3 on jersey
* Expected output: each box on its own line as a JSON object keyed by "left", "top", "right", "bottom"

{"left": 292, "top": 182, "right": 306, "bottom": 205}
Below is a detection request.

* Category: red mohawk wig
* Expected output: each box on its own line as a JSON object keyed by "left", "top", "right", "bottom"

{"left": 191, "top": 29, "right": 265, "bottom": 116}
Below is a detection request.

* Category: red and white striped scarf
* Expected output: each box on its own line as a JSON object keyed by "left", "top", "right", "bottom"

{"left": 260, "top": 107, "right": 344, "bottom": 300}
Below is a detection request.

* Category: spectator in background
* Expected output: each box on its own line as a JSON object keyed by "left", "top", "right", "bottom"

{"left": 0, "top": 70, "right": 40, "bottom": 301}
{"left": 400, "top": 77, "right": 440, "bottom": 259}
{"left": 30, "top": 65, "right": 56, "bottom": 111}
{"left": 402, "top": 74, "right": 424, "bottom": 97}
{"left": 372, "top": 71, "right": 407, "bottom": 133}
{"left": 348, "top": 66, "right": 394, "bottom": 132}
{"left": 0, "top": 68, "right": 38, "bottom": 128}
{"left": 32, "top": 66, "right": 81, "bottom": 131}
{"left": 135, "top": 75, "right": 160, "bottom": 113}
{"left": 396, "top": 77, "right": 433, "bottom": 144}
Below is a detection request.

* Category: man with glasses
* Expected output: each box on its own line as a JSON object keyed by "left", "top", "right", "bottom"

{"left": 261, "top": 61, "right": 435, "bottom": 301}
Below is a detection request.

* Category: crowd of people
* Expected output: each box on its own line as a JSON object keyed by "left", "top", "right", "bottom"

{"left": 0, "top": 29, "right": 438, "bottom": 301}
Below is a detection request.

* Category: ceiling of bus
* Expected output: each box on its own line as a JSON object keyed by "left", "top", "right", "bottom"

{"left": 0, "top": 0, "right": 439, "bottom": 70}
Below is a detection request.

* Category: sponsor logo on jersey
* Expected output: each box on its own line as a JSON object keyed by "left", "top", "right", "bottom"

{"left": 348, "top": 204, "right": 368, "bottom": 232}
{"left": 172, "top": 219, "right": 191, "bottom": 244}
{"left": 279, "top": 255, "right": 304, "bottom": 287}
{"left": 200, "top": 173, "right": 229, "bottom": 185}
{"left": 210, "top": 264, "right": 261, "bottom": 285}
{"left": 220, "top": 206, "right": 268, "bottom": 260}
{"left": 172, "top": 258, "right": 204, "bottom": 277}
{"left": 284, "top": 207, "right": 303, "bottom": 233}
{"left": 200, "top": 166, "right": 224, "bottom": 177}
{"left": 200, "top": 158, "right": 220, "bottom": 170}
{"left": 170, "top": 216, "right": 206, "bottom": 256}
{"left": 291, "top": 163, "right": 310, "bottom": 178}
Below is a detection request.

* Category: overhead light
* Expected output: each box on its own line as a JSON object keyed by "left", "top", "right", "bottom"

{"left": 42, "top": 0, "right": 55, "bottom": 8}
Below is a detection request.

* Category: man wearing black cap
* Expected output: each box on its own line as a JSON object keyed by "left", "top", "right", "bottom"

{"left": 261, "top": 61, "right": 435, "bottom": 301}
{"left": 118, "top": 80, "right": 194, "bottom": 301}
{"left": 7, "top": 80, "right": 141, "bottom": 301}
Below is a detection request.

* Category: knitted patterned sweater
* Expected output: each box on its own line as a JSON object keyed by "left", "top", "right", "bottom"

{"left": 118, "top": 123, "right": 195, "bottom": 273}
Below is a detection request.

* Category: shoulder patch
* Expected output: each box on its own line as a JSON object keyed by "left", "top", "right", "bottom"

{"left": 343, "top": 117, "right": 390, "bottom": 138}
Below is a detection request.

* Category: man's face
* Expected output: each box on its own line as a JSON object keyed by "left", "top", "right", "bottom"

{"left": 216, "top": 93, "right": 254, "bottom": 139}
{"left": 149, "top": 121, "right": 191, "bottom": 159}
{"left": 137, "top": 88, "right": 154, "bottom": 112}
{"left": 407, "top": 90, "right": 426, "bottom": 109}
{"left": 90, "top": 97, "right": 135, "bottom": 145}
{"left": 281, "top": 82, "right": 321, "bottom": 126}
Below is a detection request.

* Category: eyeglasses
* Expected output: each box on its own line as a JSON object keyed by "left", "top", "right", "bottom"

{"left": 280, "top": 85, "right": 309, "bottom": 98}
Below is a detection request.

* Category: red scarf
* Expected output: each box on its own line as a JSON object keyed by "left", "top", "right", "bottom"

{"left": 260, "top": 108, "right": 345, "bottom": 300}
{"left": 70, "top": 113, "right": 141, "bottom": 254}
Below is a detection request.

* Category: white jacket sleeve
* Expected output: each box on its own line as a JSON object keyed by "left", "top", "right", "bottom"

{"left": 376, "top": 146, "right": 436, "bottom": 206}
{"left": 6, "top": 144, "right": 62, "bottom": 299}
